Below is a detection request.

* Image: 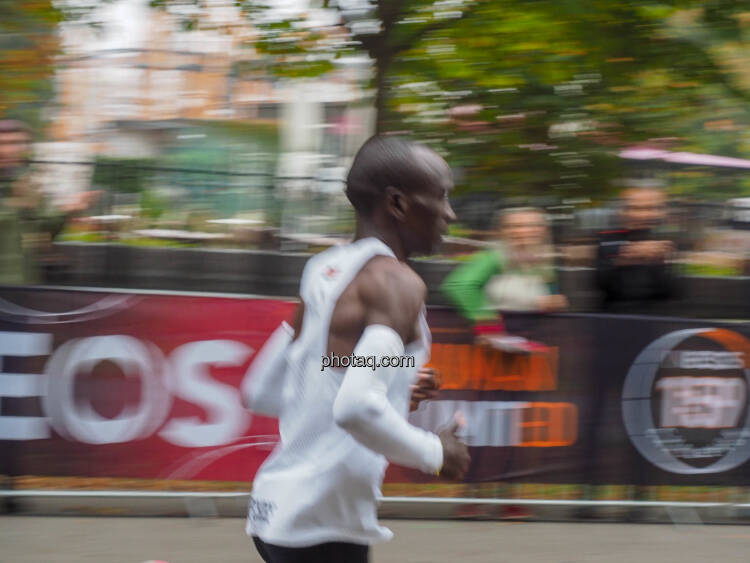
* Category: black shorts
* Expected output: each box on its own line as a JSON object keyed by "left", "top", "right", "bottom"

{"left": 252, "top": 536, "right": 369, "bottom": 563}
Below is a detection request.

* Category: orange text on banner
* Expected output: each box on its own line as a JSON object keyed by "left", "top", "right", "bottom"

{"left": 519, "top": 402, "right": 578, "bottom": 447}
{"left": 429, "top": 343, "right": 559, "bottom": 391}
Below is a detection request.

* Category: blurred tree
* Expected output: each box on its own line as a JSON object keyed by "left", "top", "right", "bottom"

{"left": 0, "top": 0, "right": 63, "bottom": 133}
{"left": 91, "top": 156, "right": 157, "bottom": 194}
{"left": 0, "top": 0, "right": 120, "bottom": 133}
{"left": 386, "top": 1, "right": 750, "bottom": 201}
{"left": 148, "top": 0, "right": 485, "bottom": 131}
{"left": 153, "top": 1, "right": 750, "bottom": 203}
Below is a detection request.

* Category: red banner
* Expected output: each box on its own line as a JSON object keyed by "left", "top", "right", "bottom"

{"left": 1, "top": 290, "right": 295, "bottom": 482}
{"left": 9, "top": 287, "right": 748, "bottom": 488}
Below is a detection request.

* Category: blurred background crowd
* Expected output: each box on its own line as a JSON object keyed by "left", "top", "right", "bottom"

{"left": 3, "top": 0, "right": 750, "bottom": 318}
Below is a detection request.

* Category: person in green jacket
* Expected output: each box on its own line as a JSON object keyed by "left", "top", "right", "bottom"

{"left": 441, "top": 206, "right": 567, "bottom": 519}
{"left": 442, "top": 206, "right": 567, "bottom": 328}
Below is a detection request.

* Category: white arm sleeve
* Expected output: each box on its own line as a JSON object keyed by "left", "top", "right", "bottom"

{"left": 241, "top": 321, "right": 294, "bottom": 417}
{"left": 332, "top": 324, "right": 443, "bottom": 474}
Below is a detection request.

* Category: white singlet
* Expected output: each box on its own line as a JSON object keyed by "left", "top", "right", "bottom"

{"left": 245, "top": 237, "right": 431, "bottom": 547}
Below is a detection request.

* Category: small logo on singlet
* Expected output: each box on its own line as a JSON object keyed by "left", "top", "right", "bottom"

{"left": 323, "top": 266, "right": 339, "bottom": 279}
{"left": 248, "top": 496, "right": 276, "bottom": 524}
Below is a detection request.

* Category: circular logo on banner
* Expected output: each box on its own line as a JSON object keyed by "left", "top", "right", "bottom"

{"left": 622, "top": 328, "right": 750, "bottom": 474}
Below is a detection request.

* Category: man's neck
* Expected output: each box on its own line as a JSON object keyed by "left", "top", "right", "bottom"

{"left": 353, "top": 220, "right": 407, "bottom": 262}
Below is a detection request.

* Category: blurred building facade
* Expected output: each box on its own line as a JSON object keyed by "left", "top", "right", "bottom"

{"left": 41, "top": 1, "right": 372, "bottom": 213}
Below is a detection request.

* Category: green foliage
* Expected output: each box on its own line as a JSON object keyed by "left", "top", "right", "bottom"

{"left": 60, "top": 231, "right": 196, "bottom": 248}
{"left": 0, "top": 0, "right": 122, "bottom": 133}
{"left": 385, "top": 1, "right": 750, "bottom": 202}
{"left": 0, "top": 0, "right": 63, "bottom": 132}
{"left": 91, "top": 157, "right": 157, "bottom": 194}
{"left": 447, "top": 224, "right": 472, "bottom": 238}
{"left": 140, "top": 189, "right": 166, "bottom": 221}
{"left": 121, "top": 237, "right": 196, "bottom": 248}
{"left": 680, "top": 262, "right": 743, "bottom": 277}
{"left": 58, "top": 231, "right": 107, "bottom": 243}
{"left": 226, "top": 0, "right": 750, "bottom": 202}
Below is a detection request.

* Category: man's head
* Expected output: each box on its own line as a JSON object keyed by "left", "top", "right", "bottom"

{"left": 0, "top": 120, "right": 31, "bottom": 170}
{"left": 621, "top": 187, "right": 667, "bottom": 231}
{"left": 346, "top": 136, "right": 455, "bottom": 256}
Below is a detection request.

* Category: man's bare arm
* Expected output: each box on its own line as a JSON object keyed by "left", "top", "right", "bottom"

{"left": 332, "top": 260, "right": 469, "bottom": 478}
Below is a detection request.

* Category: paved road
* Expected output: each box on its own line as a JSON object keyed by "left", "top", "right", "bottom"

{"left": 2, "top": 517, "right": 749, "bottom": 563}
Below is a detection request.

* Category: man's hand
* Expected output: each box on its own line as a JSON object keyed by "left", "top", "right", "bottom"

{"left": 409, "top": 366, "right": 441, "bottom": 412}
{"left": 535, "top": 294, "right": 568, "bottom": 312}
{"left": 437, "top": 415, "right": 470, "bottom": 480}
{"left": 617, "top": 240, "right": 673, "bottom": 265}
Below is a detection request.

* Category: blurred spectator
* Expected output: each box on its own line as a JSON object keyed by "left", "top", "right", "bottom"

{"left": 1, "top": 119, "right": 100, "bottom": 513}
{"left": 582, "top": 186, "right": 677, "bottom": 517}
{"left": 441, "top": 207, "right": 566, "bottom": 519}
{"left": 0, "top": 119, "right": 97, "bottom": 285}
{"left": 594, "top": 187, "right": 677, "bottom": 312}
{"left": 441, "top": 207, "right": 567, "bottom": 326}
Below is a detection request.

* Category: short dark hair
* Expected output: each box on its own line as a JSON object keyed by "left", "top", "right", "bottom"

{"left": 0, "top": 119, "right": 30, "bottom": 136}
{"left": 345, "top": 135, "right": 441, "bottom": 215}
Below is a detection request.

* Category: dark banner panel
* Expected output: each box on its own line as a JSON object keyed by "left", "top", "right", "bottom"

{"left": 2, "top": 287, "right": 749, "bottom": 488}
{"left": 404, "top": 311, "right": 750, "bottom": 486}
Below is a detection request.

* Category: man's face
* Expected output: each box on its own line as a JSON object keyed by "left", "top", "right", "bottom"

{"left": 501, "top": 210, "right": 547, "bottom": 249}
{"left": 401, "top": 147, "right": 456, "bottom": 256}
{"left": 622, "top": 188, "right": 666, "bottom": 231}
{"left": 0, "top": 130, "right": 30, "bottom": 169}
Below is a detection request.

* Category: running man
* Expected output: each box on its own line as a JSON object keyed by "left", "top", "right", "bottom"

{"left": 241, "top": 136, "right": 470, "bottom": 562}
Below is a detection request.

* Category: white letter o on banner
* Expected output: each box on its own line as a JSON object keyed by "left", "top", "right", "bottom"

{"left": 45, "top": 336, "right": 170, "bottom": 444}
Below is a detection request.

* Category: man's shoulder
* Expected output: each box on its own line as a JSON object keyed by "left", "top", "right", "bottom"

{"left": 351, "top": 257, "right": 426, "bottom": 332}
{"left": 299, "top": 244, "right": 350, "bottom": 289}
{"left": 352, "top": 258, "right": 424, "bottom": 340}
{"left": 303, "top": 244, "right": 341, "bottom": 269}
{"left": 359, "top": 256, "right": 425, "bottom": 300}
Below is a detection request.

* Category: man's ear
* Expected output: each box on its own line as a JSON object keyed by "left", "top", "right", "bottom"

{"left": 385, "top": 186, "right": 409, "bottom": 221}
